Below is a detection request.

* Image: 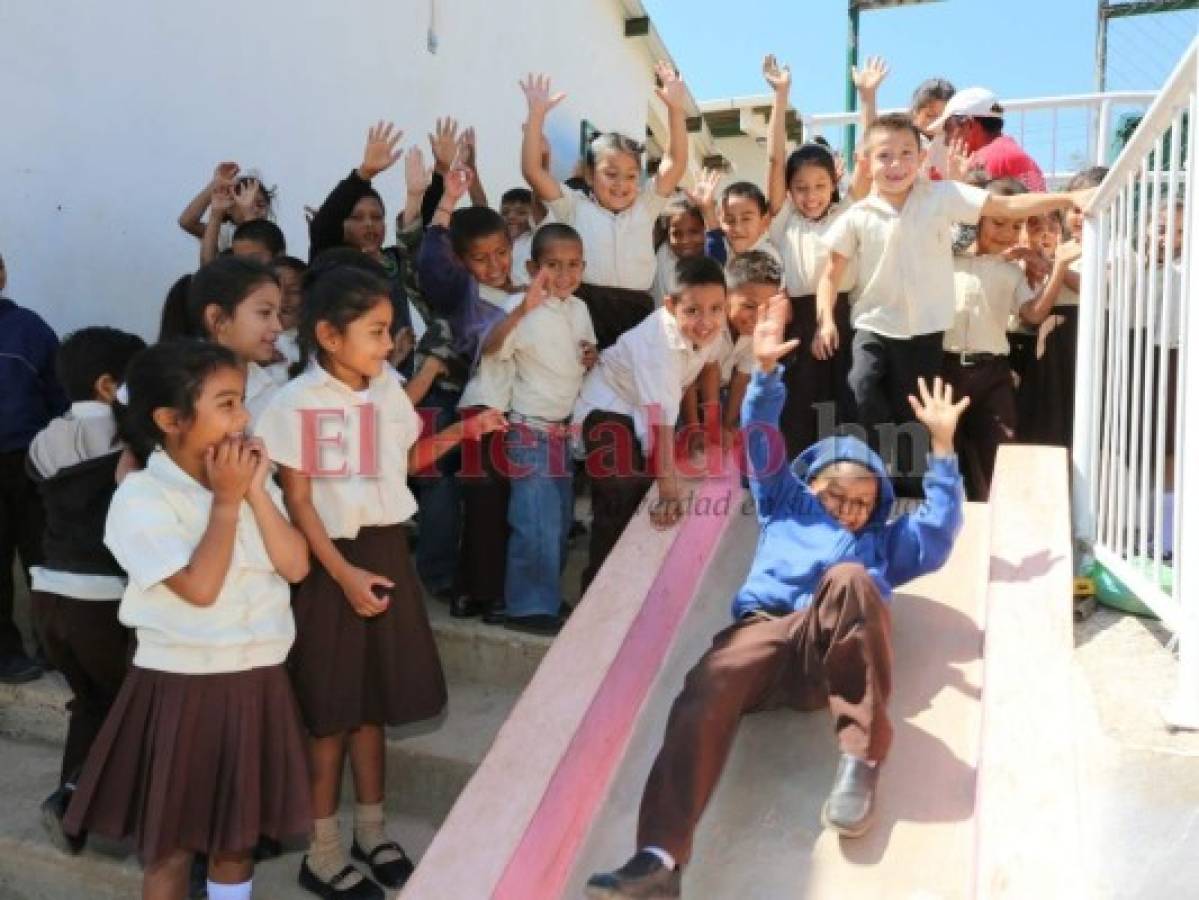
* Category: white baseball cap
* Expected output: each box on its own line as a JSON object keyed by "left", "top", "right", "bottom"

{"left": 928, "top": 87, "right": 1002, "bottom": 133}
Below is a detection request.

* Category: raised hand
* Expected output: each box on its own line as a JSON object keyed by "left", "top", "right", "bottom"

{"left": 520, "top": 268, "right": 552, "bottom": 314}
{"left": 212, "top": 161, "right": 239, "bottom": 186}
{"left": 428, "top": 117, "right": 460, "bottom": 174}
{"left": 762, "top": 54, "right": 792, "bottom": 95}
{"left": 684, "top": 168, "right": 722, "bottom": 213}
{"left": 459, "top": 126, "right": 479, "bottom": 172}
{"left": 404, "top": 146, "right": 433, "bottom": 196}
{"left": 442, "top": 164, "right": 474, "bottom": 204}
{"left": 945, "top": 137, "right": 972, "bottom": 183}
{"left": 233, "top": 178, "right": 261, "bottom": 219}
{"left": 908, "top": 376, "right": 969, "bottom": 456}
{"left": 520, "top": 73, "right": 566, "bottom": 118}
{"left": 210, "top": 181, "right": 235, "bottom": 219}
{"left": 852, "top": 56, "right": 889, "bottom": 98}
{"left": 359, "top": 121, "right": 404, "bottom": 180}
{"left": 753, "top": 292, "right": 800, "bottom": 372}
{"left": 654, "top": 61, "right": 688, "bottom": 110}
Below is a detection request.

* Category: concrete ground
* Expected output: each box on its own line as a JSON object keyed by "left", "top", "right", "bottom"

{"left": 1073, "top": 606, "right": 1199, "bottom": 899}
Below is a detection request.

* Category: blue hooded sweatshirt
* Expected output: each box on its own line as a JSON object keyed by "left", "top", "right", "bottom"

{"left": 732, "top": 367, "right": 964, "bottom": 620}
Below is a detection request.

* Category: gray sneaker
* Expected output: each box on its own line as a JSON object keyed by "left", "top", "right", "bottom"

{"left": 585, "top": 851, "right": 681, "bottom": 899}
{"left": 821, "top": 753, "right": 879, "bottom": 837}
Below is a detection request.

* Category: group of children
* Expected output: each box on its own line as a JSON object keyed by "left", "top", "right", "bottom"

{"left": 0, "top": 49, "right": 1104, "bottom": 900}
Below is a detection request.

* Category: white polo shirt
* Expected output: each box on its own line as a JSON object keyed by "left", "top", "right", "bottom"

{"left": 768, "top": 197, "right": 856, "bottom": 297}
{"left": 104, "top": 450, "right": 296, "bottom": 675}
{"left": 718, "top": 328, "right": 754, "bottom": 386}
{"left": 650, "top": 243, "right": 681, "bottom": 307}
{"left": 823, "top": 179, "right": 989, "bottom": 338}
{"left": 546, "top": 183, "right": 669, "bottom": 291}
{"left": 572, "top": 307, "right": 721, "bottom": 453}
{"left": 458, "top": 286, "right": 523, "bottom": 410}
{"left": 254, "top": 361, "right": 422, "bottom": 539}
{"left": 245, "top": 361, "right": 280, "bottom": 427}
{"left": 944, "top": 255, "right": 1037, "bottom": 355}
{"left": 498, "top": 295, "right": 596, "bottom": 421}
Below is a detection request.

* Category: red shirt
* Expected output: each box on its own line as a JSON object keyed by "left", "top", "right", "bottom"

{"left": 971, "top": 134, "right": 1046, "bottom": 192}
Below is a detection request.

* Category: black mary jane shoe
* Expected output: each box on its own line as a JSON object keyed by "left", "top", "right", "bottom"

{"left": 449, "top": 594, "right": 483, "bottom": 618}
{"left": 298, "top": 857, "right": 383, "bottom": 899}
{"left": 351, "top": 839, "right": 415, "bottom": 889}
{"left": 504, "top": 614, "right": 564, "bottom": 637}
{"left": 40, "top": 785, "right": 85, "bottom": 855}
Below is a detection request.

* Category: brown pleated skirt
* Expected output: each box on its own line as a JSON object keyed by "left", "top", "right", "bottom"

{"left": 576, "top": 283, "right": 654, "bottom": 351}
{"left": 63, "top": 664, "right": 312, "bottom": 866}
{"left": 289, "top": 524, "right": 446, "bottom": 737}
{"left": 779, "top": 292, "right": 855, "bottom": 458}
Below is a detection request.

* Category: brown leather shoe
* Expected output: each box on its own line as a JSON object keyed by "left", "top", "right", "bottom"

{"left": 821, "top": 753, "right": 879, "bottom": 837}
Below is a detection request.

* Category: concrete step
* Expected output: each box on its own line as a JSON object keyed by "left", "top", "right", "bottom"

{"left": 0, "top": 733, "right": 436, "bottom": 900}
{"left": 423, "top": 596, "right": 551, "bottom": 691}
{"left": 0, "top": 673, "right": 521, "bottom": 828}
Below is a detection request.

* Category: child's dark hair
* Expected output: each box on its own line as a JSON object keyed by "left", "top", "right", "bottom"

{"left": 294, "top": 261, "right": 392, "bottom": 375}
{"left": 976, "top": 115, "right": 1005, "bottom": 138}
{"left": 984, "top": 176, "right": 1027, "bottom": 198}
{"left": 911, "top": 78, "right": 955, "bottom": 113}
{"left": 449, "top": 207, "right": 509, "bottom": 257}
{"left": 530, "top": 223, "right": 584, "bottom": 263}
{"left": 726, "top": 251, "right": 783, "bottom": 292}
{"left": 168, "top": 257, "right": 278, "bottom": 341}
{"left": 722, "top": 181, "right": 768, "bottom": 216}
{"left": 1067, "top": 167, "right": 1108, "bottom": 191}
{"left": 273, "top": 254, "right": 307, "bottom": 277}
{"left": 158, "top": 274, "right": 194, "bottom": 342}
{"left": 236, "top": 173, "right": 278, "bottom": 217}
{"left": 232, "top": 218, "right": 287, "bottom": 257}
{"left": 585, "top": 133, "right": 644, "bottom": 170}
{"left": 671, "top": 256, "right": 727, "bottom": 295}
{"left": 501, "top": 188, "right": 533, "bottom": 207}
{"left": 865, "top": 113, "right": 923, "bottom": 148}
{"left": 120, "top": 339, "right": 240, "bottom": 465}
{"left": 784, "top": 143, "right": 842, "bottom": 209}
{"left": 654, "top": 196, "right": 704, "bottom": 250}
{"left": 56, "top": 327, "right": 147, "bottom": 403}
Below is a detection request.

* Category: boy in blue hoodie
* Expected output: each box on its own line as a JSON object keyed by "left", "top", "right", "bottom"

{"left": 587, "top": 293, "right": 967, "bottom": 899}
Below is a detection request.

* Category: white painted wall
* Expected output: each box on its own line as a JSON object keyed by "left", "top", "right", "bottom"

{"left": 0, "top": 0, "right": 669, "bottom": 339}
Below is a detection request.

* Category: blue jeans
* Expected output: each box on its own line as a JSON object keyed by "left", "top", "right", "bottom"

{"left": 504, "top": 427, "right": 573, "bottom": 618}
{"left": 415, "top": 385, "right": 462, "bottom": 594}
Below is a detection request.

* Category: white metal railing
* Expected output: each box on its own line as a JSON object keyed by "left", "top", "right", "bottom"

{"left": 1073, "top": 37, "right": 1198, "bottom": 728}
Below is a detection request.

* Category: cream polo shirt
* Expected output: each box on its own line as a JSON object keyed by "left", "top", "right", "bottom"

{"left": 245, "top": 361, "right": 280, "bottom": 427}
{"left": 104, "top": 450, "right": 295, "bottom": 675}
{"left": 497, "top": 295, "right": 596, "bottom": 421}
{"left": 944, "top": 255, "right": 1037, "bottom": 355}
{"left": 769, "top": 197, "right": 856, "bottom": 297}
{"left": 254, "top": 361, "right": 422, "bottom": 539}
{"left": 727, "top": 232, "right": 783, "bottom": 267}
{"left": 651, "top": 243, "right": 681, "bottom": 307}
{"left": 546, "top": 183, "right": 669, "bottom": 291}
{"left": 458, "top": 287, "right": 523, "bottom": 410}
{"left": 823, "top": 179, "right": 989, "bottom": 338}
{"left": 572, "top": 307, "right": 721, "bottom": 453}
{"left": 718, "top": 328, "right": 754, "bottom": 386}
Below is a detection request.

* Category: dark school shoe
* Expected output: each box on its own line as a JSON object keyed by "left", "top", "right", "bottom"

{"left": 450, "top": 594, "right": 484, "bottom": 619}
{"left": 351, "top": 839, "right": 415, "bottom": 889}
{"left": 40, "top": 785, "right": 85, "bottom": 855}
{"left": 0, "top": 651, "right": 42, "bottom": 684}
{"left": 504, "top": 614, "right": 564, "bottom": 637}
{"left": 189, "top": 853, "right": 208, "bottom": 899}
{"left": 820, "top": 753, "right": 880, "bottom": 838}
{"left": 298, "top": 857, "right": 384, "bottom": 899}
{"left": 481, "top": 599, "right": 508, "bottom": 625}
{"left": 585, "top": 850, "right": 682, "bottom": 899}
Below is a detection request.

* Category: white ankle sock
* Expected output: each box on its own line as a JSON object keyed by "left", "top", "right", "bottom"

{"left": 354, "top": 801, "right": 403, "bottom": 865}
{"left": 642, "top": 846, "right": 677, "bottom": 870}
{"left": 307, "top": 815, "right": 359, "bottom": 885}
{"left": 206, "top": 880, "right": 252, "bottom": 900}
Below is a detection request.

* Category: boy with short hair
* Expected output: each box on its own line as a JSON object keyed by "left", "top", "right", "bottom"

{"left": 586, "top": 294, "right": 969, "bottom": 899}
{"left": 695, "top": 181, "right": 782, "bottom": 268}
{"left": 230, "top": 218, "right": 287, "bottom": 262}
{"left": 573, "top": 256, "right": 727, "bottom": 591}
{"left": 814, "top": 113, "right": 1093, "bottom": 491}
{"left": 27, "top": 325, "right": 145, "bottom": 851}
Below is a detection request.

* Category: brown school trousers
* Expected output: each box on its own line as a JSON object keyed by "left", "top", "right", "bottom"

{"left": 941, "top": 354, "right": 1017, "bottom": 502}
{"left": 637, "top": 563, "right": 893, "bottom": 864}
{"left": 31, "top": 592, "right": 130, "bottom": 786}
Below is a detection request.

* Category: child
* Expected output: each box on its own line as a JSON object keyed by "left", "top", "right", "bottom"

{"left": 651, "top": 196, "right": 707, "bottom": 306}
{"left": 0, "top": 257, "right": 69, "bottom": 684}
{"left": 763, "top": 55, "right": 865, "bottom": 457}
{"left": 1009, "top": 209, "right": 1062, "bottom": 385}
{"left": 254, "top": 264, "right": 505, "bottom": 897}
{"left": 910, "top": 77, "right": 956, "bottom": 179}
{"left": 706, "top": 182, "right": 782, "bottom": 266}
{"left": 27, "top": 326, "right": 145, "bottom": 853}
{"left": 573, "top": 256, "right": 727, "bottom": 591}
{"left": 585, "top": 295, "right": 968, "bottom": 899}
{"left": 480, "top": 223, "right": 596, "bottom": 635}
{"left": 942, "top": 178, "right": 1064, "bottom": 500}
{"left": 815, "top": 114, "right": 1094, "bottom": 492}
{"left": 521, "top": 64, "right": 691, "bottom": 349}
{"left": 179, "top": 164, "right": 274, "bottom": 252}
{"left": 502, "top": 187, "right": 551, "bottom": 288}
{"left": 272, "top": 255, "right": 307, "bottom": 376}
{"left": 64, "top": 340, "right": 312, "bottom": 900}
{"left": 160, "top": 256, "right": 285, "bottom": 426}
{"left": 715, "top": 252, "right": 782, "bottom": 442}
{"left": 230, "top": 218, "right": 287, "bottom": 263}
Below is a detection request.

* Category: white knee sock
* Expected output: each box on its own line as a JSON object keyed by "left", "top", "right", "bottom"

{"left": 206, "top": 880, "right": 252, "bottom": 900}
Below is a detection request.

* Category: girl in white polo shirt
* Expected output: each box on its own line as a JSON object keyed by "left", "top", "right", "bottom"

{"left": 254, "top": 263, "right": 505, "bottom": 897}
{"left": 158, "top": 256, "right": 285, "bottom": 425}
{"left": 63, "top": 340, "right": 313, "bottom": 900}
{"left": 520, "top": 63, "right": 691, "bottom": 350}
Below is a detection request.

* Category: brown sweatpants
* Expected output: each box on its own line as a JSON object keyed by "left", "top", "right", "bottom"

{"left": 636, "top": 563, "right": 893, "bottom": 864}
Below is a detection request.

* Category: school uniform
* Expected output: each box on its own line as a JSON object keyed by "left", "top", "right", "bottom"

{"left": 63, "top": 450, "right": 311, "bottom": 864}
{"left": 510, "top": 231, "right": 534, "bottom": 289}
{"left": 254, "top": 361, "right": 447, "bottom": 736}
{"left": 636, "top": 370, "right": 963, "bottom": 864}
{"left": 769, "top": 197, "right": 857, "bottom": 457}
{"left": 717, "top": 329, "right": 754, "bottom": 388}
{"left": 244, "top": 360, "right": 280, "bottom": 426}
{"left": 498, "top": 295, "right": 596, "bottom": 618}
{"left": 573, "top": 307, "right": 721, "bottom": 589}
{"left": 822, "top": 179, "right": 988, "bottom": 488}
{"left": 942, "top": 255, "right": 1036, "bottom": 500}
{"left": 27, "top": 402, "right": 129, "bottom": 787}
{"left": 269, "top": 330, "right": 301, "bottom": 385}
{"left": 1019, "top": 258, "right": 1080, "bottom": 447}
{"left": 650, "top": 243, "right": 682, "bottom": 307}
{"left": 547, "top": 183, "right": 668, "bottom": 349}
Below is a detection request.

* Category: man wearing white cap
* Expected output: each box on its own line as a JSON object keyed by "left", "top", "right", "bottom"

{"left": 930, "top": 87, "right": 1046, "bottom": 191}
